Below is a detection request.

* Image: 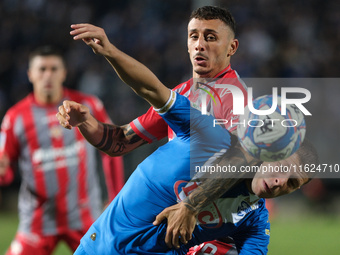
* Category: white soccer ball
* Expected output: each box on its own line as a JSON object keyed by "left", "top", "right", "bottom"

{"left": 237, "top": 95, "right": 306, "bottom": 162}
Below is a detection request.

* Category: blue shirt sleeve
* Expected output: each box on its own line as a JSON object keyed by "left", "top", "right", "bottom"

{"left": 159, "top": 92, "right": 191, "bottom": 138}
{"left": 232, "top": 202, "right": 270, "bottom": 255}
{"left": 159, "top": 91, "right": 231, "bottom": 152}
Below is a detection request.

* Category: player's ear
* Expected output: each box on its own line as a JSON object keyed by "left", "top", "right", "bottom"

{"left": 27, "top": 69, "right": 33, "bottom": 83}
{"left": 228, "top": 39, "right": 239, "bottom": 57}
{"left": 62, "top": 69, "right": 67, "bottom": 83}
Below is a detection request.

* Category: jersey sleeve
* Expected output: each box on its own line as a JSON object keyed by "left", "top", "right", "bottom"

{"left": 86, "top": 96, "right": 125, "bottom": 201}
{"left": 129, "top": 81, "right": 190, "bottom": 143}
{"left": 0, "top": 111, "right": 20, "bottom": 185}
{"left": 130, "top": 106, "right": 169, "bottom": 144}
{"left": 187, "top": 240, "right": 236, "bottom": 255}
{"left": 156, "top": 91, "right": 191, "bottom": 139}
{"left": 232, "top": 206, "right": 270, "bottom": 255}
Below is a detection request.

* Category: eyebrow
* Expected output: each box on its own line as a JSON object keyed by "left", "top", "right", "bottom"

{"left": 294, "top": 176, "right": 309, "bottom": 187}
{"left": 293, "top": 178, "right": 301, "bottom": 188}
{"left": 189, "top": 29, "right": 219, "bottom": 34}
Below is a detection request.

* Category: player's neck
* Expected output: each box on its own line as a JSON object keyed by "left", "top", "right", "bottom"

{"left": 192, "top": 65, "right": 229, "bottom": 80}
{"left": 34, "top": 89, "right": 63, "bottom": 105}
{"left": 192, "top": 72, "right": 214, "bottom": 79}
{"left": 245, "top": 179, "right": 254, "bottom": 194}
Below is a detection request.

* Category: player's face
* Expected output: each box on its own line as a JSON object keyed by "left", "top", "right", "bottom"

{"left": 251, "top": 154, "right": 309, "bottom": 199}
{"left": 28, "top": 55, "right": 66, "bottom": 104}
{"left": 187, "top": 18, "right": 238, "bottom": 78}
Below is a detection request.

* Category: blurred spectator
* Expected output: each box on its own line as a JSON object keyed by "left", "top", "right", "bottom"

{"left": 0, "top": 0, "right": 338, "bottom": 120}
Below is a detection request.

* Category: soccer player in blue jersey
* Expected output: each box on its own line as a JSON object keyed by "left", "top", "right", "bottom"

{"left": 56, "top": 23, "right": 317, "bottom": 255}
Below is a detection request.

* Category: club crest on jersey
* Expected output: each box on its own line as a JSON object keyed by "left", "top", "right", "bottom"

{"left": 197, "top": 202, "right": 223, "bottom": 228}
{"left": 231, "top": 198, "right": 260, "bottom": 223}
{"left": 174, "top": 180, "right": 223, "bottom": 228}
{"left": 50, "top": 125, "right": 63, "bottom": 139}
{"left": 174, "top": 180, "right": 198, "bottom": 202}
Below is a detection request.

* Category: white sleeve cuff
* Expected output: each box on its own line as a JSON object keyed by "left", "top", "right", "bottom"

{"left": 154, "top": 90, "right": 176, "bottom": 114}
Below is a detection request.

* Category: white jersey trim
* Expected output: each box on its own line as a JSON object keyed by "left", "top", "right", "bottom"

{"left": 154, "top": 90, "right": 177, "bottom": 115}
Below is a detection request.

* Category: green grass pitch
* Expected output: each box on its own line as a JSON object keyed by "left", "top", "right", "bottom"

{"left": 1, "top": 212, "right": 339, "bottom": 254}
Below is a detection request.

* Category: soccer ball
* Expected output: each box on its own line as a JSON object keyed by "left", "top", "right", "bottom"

{"left": 237, "top": 95, "right": 306, "bottom": 162}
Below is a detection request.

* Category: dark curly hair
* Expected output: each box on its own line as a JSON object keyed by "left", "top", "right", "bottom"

{"left": 28, "top": 45, "right": 65, "bottom": 67}
{"left": 189, "top": 6, "right": 236, "bottom": 36}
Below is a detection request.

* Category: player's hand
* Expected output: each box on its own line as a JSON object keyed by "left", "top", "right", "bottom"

{"left": 153, "top": 202, "right": 197, "bottom": 249}
{"left": 56, "top": 100, "right": 89, "bottom": 129}
{"left": 0, "top": 153, "right": 9, "bottom": 176}
{"left": 70, "top": 23, "right": 115, "bottom": 56}
{"left": 0, "top": 152, "right": 14, "bottom": 185}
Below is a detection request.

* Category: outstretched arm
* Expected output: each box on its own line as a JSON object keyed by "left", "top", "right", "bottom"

{"left": 183, "top": 141, "right": 258, "bottom": 211}
{"left": 70, "top": 23, "right": 170, "bottom": 108}
{"left": 57, "top": 101, "right": 147, "bottom": 156}
{"left": 58, "top": 23, "right": 171, "bottom": 155}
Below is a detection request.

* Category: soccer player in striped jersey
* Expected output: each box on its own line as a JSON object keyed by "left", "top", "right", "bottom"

{"left": 63, "top": 6, "right": 247, "bottom": 254}
{"left": 64, "top": 6, "right": 248, "bottom": 254}
{"left": 57, "top": 18, "right": 316, "bottom": 254}
{"left": 0, "top": 46, "right": 124, "bottom": 255}
{"left": 130, "top": 6, "right": 246, "bottom": 144}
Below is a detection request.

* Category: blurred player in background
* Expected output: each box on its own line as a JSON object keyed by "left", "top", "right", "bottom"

{"left": 0, "top": 46, "right": 124, "bottom": 255}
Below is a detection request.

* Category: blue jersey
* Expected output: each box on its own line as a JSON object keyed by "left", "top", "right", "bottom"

{"left": 77, "top": 92, "right": 269, "bottom": 255}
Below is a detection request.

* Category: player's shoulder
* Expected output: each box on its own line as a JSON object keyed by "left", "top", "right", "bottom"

{"left": 220, "top": 67, "right": 248, "bottom": 92}
{"left": 64, "top": 88, "right": 98, "bottom": 102}
{"left": 65, "top": 88, "right": 103, "bottom": 107}
{"left": 5, "top": 94, "right": 33, "bottom": 118}
{"left": 217, "top": 65, "right": 240, "bottom": 79}
{"left": 172, "top": 79, "right": 191, "bottom": 96}
{"left": 64, "top": 89, "right": 107, "bottom": 117}
{"left": 173, "top": 92, "right": 190, "bottom": 108}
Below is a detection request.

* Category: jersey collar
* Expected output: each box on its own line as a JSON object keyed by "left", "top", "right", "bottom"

{"left": 213, "top": 65, "right": 232, "bottom": 79}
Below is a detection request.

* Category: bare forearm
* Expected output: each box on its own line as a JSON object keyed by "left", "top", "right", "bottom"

{"left": 79, "top": 119, "right": 146, "bottom": 156}
{"left": 71, "top": 24, "right": 170, "bottom": 108}
{"left": 183, "top": 141, "right": 260, "bottom": 213}
{"left": 102, "top": 45, "right": 170, "bottom": 108}
{"left": 76, "top": 113, "right": 102, "bottom": 145}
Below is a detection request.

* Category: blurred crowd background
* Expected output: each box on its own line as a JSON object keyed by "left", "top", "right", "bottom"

{"left": 0, "top": 0, "right": 340, "bottom": 214}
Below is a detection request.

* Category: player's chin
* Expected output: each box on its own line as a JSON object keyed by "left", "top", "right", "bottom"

{"left": 194, "top": 67, "right": 211, "bottom": 77}
{"left": 262, "top": 194, "right": 275, "bottom": 199}
{"left": 257, "top": 190, "right": 275, "bottom": 199}
{"left": 263, "top": 190, "right": 282, "bottom": 199}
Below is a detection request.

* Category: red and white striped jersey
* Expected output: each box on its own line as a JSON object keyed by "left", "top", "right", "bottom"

{"left": 0, "top": 88, "right": 124, "bottom": 235}
{"left": 187, "top": 240, "right": 238, "bottom": 255}
{"left": 130, "top": 65, "right": 248, "bottom": 143}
